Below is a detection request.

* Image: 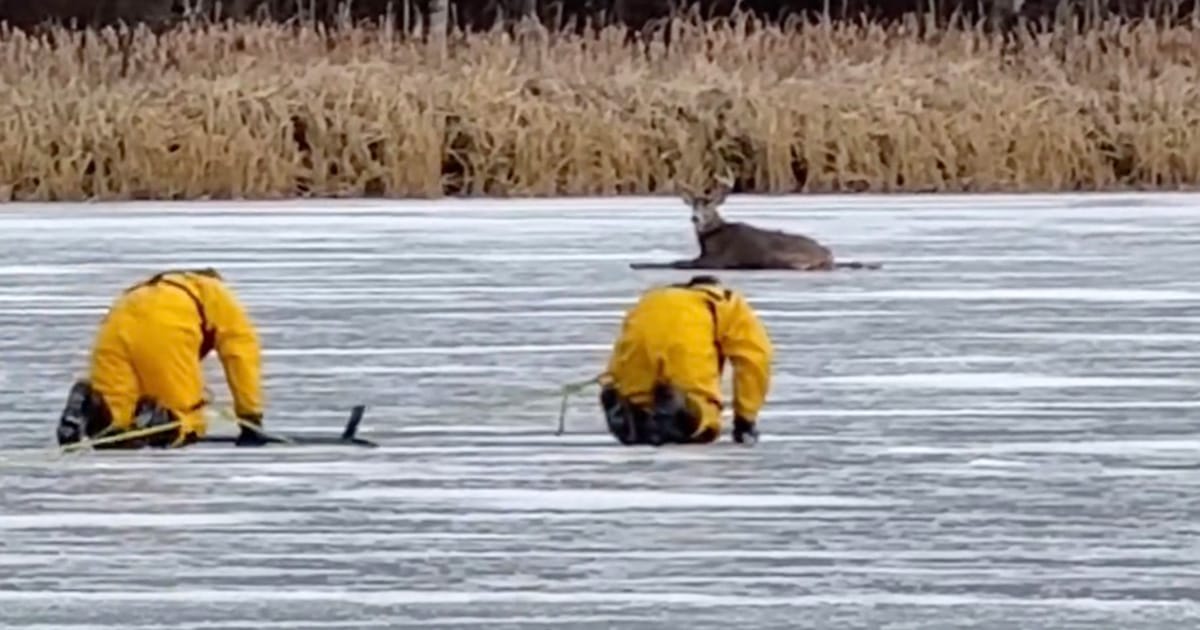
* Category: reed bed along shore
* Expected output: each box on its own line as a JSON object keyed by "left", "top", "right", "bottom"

{"left": 1, "top": 15, "right": 1199, "bottom": 201}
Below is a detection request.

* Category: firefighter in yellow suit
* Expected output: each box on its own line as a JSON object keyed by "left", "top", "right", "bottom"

{"left": 55, "top": 268, "right": 265, "bottom": 449}
{"left": 599, "top": 275, "right": 772, "bottom": 446}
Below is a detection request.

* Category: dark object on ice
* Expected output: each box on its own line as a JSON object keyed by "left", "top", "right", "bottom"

{"left": 631, "top": 178, "right": 881, "bottom": 271}
{"left": 200, "top": 404, "right": 377, "bottom": 448}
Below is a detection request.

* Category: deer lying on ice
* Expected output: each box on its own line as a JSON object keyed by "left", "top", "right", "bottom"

{"left": 631, "top": 182, "right": 881, "bottom": 271}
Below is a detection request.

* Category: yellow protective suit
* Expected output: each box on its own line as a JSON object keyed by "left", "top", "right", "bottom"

{"left": 603, "top": 277, "right": 773, "bottom": 441}
{"left": 86, "top": 268, "right": 263, "bottom": 445}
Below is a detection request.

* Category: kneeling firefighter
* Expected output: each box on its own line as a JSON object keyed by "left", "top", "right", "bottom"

{"left": 599, "top": 275, "right": 773, "bottom": 446}
{"left": 55, "top": 268, "right": 265, "bottom": 449}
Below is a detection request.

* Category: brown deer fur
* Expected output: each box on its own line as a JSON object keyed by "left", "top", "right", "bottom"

{"left": 631, "top": 182, "right": 881, "bottom": 271}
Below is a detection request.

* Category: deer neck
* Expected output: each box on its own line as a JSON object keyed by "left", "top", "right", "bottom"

{"left": 696, "top": 221, "right": 727, "bottom": 255}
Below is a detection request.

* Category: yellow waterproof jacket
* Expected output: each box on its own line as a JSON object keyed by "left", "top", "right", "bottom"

{"left": 88, "top": 269, "right": 263, "bottom": 438}
{"left": 604, "top": 278, "right": 773, "bottom": 434}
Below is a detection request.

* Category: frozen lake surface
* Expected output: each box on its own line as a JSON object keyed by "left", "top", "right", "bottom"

{"left": 3, "top": 193, "right": 1200, "bottom": 629}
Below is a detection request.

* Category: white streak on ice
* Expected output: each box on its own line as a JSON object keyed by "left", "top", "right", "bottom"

{"left": 321, "top": 487, "right": 896, "bottom": 509}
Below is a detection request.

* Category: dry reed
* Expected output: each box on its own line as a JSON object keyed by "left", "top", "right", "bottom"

{"left": 1, "top": 14, "right": 1199, "bottom": 201}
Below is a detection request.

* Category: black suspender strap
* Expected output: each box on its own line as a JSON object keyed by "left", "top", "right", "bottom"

{"left": 126, "top": 271, "right": 217, "bottom": 359}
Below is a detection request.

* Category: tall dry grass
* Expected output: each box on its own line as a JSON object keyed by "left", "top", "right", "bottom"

{"left": 1, "top": 14, "right": 1199, "bottom": 201}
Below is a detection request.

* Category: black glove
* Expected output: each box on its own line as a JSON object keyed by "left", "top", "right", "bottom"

{"left": 732, "top": 416, "right": 758, "bottom": 445}
{"left": 234, "top": 412, "right": 267, "bottom": 447}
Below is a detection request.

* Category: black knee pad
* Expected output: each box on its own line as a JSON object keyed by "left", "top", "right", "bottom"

{"left": 651, "top": 383, "right": 686, "bottom": 417}
{"left": 601, "top": 385, "right": 699, "bottom": 447}
{"left": 56, "top": 380, "right": 113, "bottom": 446}
{"left": 632, "top": 409, "right": 664, "bottom": 446}
{"left": 649, "top": 383, "right": 697, "bottom": 445}
{"left": 125, "top": 397, "right": 182, "bottom": 449}
{"left": 600, "top": 386, "right": 638, "bottom": 445}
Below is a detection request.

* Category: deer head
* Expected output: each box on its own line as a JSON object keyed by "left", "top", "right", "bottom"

{"left": 681, "top": 174, "right": 733, "bottom": 235}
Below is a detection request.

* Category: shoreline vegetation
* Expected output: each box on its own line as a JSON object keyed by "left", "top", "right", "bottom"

{"left": 1, "top": 9, "right": 1199, "bottom": 201}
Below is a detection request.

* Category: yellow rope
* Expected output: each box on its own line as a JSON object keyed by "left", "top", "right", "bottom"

{"left": 55, "top": 403, "right": 288, "bottom": 453}
{"left": 555, "top": 373, "right": 605, "bottom": 436}
{"left": 58, "top": 420, "right": 183, "bottom": 454}
{"left": 564, "top": 373, "right": 605, "bottom": 395}
{"left": 56, "top": 385, "right": 219, "bottom": 456}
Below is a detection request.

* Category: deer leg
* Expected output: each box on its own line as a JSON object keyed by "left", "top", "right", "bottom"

{"left": 805, "top": 255, "right": 835, "bottom": 271}
{"left": 684, "top": 254, "right": 740, "bottom": 270}
{"left": 833, "top": 260, "right": 882, "bottom": 270}
{"left": 766, "top": 253, "right": 815, "bottom": 271}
